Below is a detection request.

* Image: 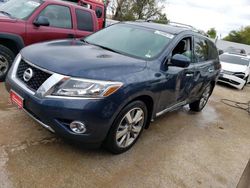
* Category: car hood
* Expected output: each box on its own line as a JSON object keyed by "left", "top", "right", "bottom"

{"left": 21, "top": 39, "right": 147, "bottom": 81}
{"left": 0, "top": 14, "right": 17, "bottom": 23}
{"left": 221, "top": 61, "right": 248, "bottom": 73}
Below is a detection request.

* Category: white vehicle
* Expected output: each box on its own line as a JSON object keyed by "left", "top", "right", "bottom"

{"left": 219, "top": 53, "right": 250, "bottom": 89}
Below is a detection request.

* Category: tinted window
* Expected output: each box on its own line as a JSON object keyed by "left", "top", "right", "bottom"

{"left": 39, "top": 5, "right": 72, "bottom": 29}
{"left": 76, "top": 9, "right": 93, "bottom": 32}
{"left": 220, "top": 54, "right": 250, "bottom": 66}
{"left": 194, "top": 37, "right": 209, "bottom": 62}
{"left": 207, "top": 40, "right": 218, "bottom": 60}
{"left": 95, "top": 6, "right": 103, "bottom": 18}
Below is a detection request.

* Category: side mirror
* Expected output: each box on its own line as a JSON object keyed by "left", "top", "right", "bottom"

{"left": 170, "top": 54, "right": 190, "bottom": 68}
{"left": 218, "top": 49, "right": 224, "bottom": 55}
{"left": 33, "top": 16, "right": 50, "bottom": 27}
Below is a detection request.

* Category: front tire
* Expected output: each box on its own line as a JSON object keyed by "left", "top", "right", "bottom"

{"left": 0, "top": 45, "right": 15, "bottom": 82}
{"left": 189, "top": 84, "right": 212, "bottom": 112}
{"left": 104, "top": 101, "right": 148, "bottom": 154}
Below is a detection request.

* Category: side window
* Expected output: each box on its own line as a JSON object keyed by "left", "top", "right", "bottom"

{"left": 39, "top": 5, "right": 72, "bottom": 29}
{"left": 76, "top": 9, "right": 93, "bottom": 32}
{"left": 194, "top": 37, "right": 209, "bottom": 62}
{"left": 207, "top": 40, "right": 219, "bottom": 60}
{"left": 95, "top": 7, "right": 103, "bottom": 18}
{"left": 172, "top": 37, "right": 193, "bottom": 62}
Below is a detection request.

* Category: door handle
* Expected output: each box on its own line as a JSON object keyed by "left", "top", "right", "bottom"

{"left": 185, "top": 73, "right": 194, "bottom": 77}
{"left": 67, "top": 34, "right": 75, "bottom": 38}
{"left": 208, "top": 68, "right": 214, "bottom": 73}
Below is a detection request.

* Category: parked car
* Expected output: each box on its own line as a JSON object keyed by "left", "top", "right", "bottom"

{"left": 62, "top": 0, "right": 107, "bottom": 30}
{"left": 5, "top": 22, "right": 221, "bottom": 154}
{"left": 0, "top": 0, "right": 99, "bottom": 81}
{"left": 219, "top": 53, "right": 250, "bottom": 89}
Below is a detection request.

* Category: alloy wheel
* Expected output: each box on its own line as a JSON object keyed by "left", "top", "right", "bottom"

{"left": 116, "top": 107, "right": 145, "bottom": 148}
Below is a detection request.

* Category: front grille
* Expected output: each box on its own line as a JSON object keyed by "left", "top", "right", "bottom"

{"left": 219, "top": 77, "right": 240, "bottom": 85}
{"left": 17, "top": 60, "right": 52, "bottom": 91}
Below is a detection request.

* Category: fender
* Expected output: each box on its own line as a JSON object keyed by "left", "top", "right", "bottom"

{"left": 0, "top": 32, "right": 25, "bottom": 51}
{"left": 108, "top": 89, "right": 158, "bottom": 130}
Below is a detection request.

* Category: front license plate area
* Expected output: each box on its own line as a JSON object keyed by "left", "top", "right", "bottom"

{"left": 10, "top": 90, "right": 23, "bottom": 109}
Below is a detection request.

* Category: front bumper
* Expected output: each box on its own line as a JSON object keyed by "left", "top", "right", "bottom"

{"left": 5, "top": 76, "right": 120, "bottom": 144}
{"left": 218, "top": 73, "right": 246, "bottom": 89}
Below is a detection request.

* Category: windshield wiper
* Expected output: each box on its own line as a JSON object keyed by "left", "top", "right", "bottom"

{"left": 80, "top": 38, "right": 90, "bottom": 44}
{"left": 93, "top": 44, "right": 122, "bottom": 55}
{"left": 0, "top": 11, "right": 13, "bottom": 18}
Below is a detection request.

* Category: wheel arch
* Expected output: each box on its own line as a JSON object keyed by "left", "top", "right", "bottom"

{"left": 0, "top": 33, "right": 25, "bottom": 55}
{"left": 122, "top": 95, "right": 155, "bottom": 129}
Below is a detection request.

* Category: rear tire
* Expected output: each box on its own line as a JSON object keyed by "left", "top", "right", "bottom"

{"left": 0, "top": 45, "right": 15, "bottom": 82}
{"left": 189, "top": 84, "right": 212, "bottom": 112}
{"left": 104, "top": 101, "right": 148, "bottom": 154}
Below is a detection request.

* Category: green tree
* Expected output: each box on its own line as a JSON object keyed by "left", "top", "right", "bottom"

{"left": 110, "top": 0, "right": 168, "bottom": 22}
{"left": 152, "top": 13, "right": 169, "bottom": 24}
{"left": 224, "top": 26, "right": 250, "bottom": 45}
{"left": 207, "top": 28, "right": 217, "bottom": 39}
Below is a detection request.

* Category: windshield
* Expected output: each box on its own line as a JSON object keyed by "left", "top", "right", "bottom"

{"left": 220, "top": 54, "right": 250, "bottom": 66}
{"left": 0, "top": 0, "right": 42, "bottom": 20}
{"left": 85, "top": 24, "right": 174, "bottom": 59}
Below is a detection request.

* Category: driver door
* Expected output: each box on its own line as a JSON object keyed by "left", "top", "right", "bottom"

{"left": 26, "top": 4, "right": 75, "bottom": 45}
{"left": 157, "top": 36, "right": 198, "bottom": 113}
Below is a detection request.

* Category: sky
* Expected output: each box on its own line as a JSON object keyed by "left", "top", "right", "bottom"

{"left": 164, "top": 0, "right": 250, "bottom": 38}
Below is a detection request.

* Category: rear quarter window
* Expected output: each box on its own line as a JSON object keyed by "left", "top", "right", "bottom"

{"left": 76, "top": 9, "right": 94, "bottom": 32}
{"left": 95, "top": 6, "right": 103, "bottom": 18}
{"left": 194, "top": 37, "right": 209, "bottom": 62}
{"left": 207, "top": 40, "right": 219, "bottom": 60}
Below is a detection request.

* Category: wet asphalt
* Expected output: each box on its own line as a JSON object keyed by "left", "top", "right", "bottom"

{"left": 0, "top": 83, "right": 250, "bottom": 188}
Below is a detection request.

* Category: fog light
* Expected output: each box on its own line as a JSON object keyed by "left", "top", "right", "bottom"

{"left": 70, "top": 121, "right": 86, "bottom": 134}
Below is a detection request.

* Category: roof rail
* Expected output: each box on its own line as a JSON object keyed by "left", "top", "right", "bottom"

{"left": 135, "top": 20, "right": 209, "bottom": 37}
{"left": 168, "top": 22, "right": 195, "bottom": 29}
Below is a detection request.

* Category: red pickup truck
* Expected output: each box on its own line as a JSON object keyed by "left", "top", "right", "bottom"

{"left": 0, "top": 0, "right": 99, "bottom": 81}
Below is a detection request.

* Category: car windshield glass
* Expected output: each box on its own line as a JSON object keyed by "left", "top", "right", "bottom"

{"left": 220, "top": 54, "right": 250, "bottom": 66}
{"left": 85, "top": 24, "right": 174, "bottom": 59}
{"left": 0, "top": 0, "right": 43, "bottom": 20}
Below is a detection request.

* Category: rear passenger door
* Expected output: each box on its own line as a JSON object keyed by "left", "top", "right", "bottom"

{"left": 191, "top": 36, "right": 218, "bottom": 99}
{"left": 26, "top": 4, "right": 75, "bottom": 45}
{"left": 74, "top": 9, "right": 95, "bottom": 38}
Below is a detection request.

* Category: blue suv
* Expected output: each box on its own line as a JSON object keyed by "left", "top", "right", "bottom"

{"left": 5, "top": 22, "right": 221, "bottom": 154}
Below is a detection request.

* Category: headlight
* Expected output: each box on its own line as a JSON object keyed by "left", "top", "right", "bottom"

{"left": 52, "top": 78, "right": 123, "bottom": 98}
